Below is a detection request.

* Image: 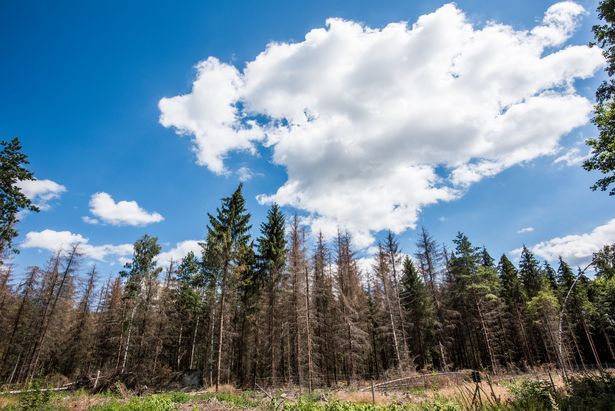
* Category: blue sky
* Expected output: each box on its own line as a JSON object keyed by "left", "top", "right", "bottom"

{"left": 0, "top": 0, "right": 611, "bottom": 278}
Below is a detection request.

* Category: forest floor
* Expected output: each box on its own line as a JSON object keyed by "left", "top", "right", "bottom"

{"left": 0, "top": 369, "right": 609, "bottom": 410}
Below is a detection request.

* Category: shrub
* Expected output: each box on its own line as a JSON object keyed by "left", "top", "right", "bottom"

{"left": 17, "top": 380, "right": 53, "bottom": 411}
{"left": 558, "top": 373, "right": 615, "bottom": 411}
{"left": 507, "top": 379, "right": 554, "bottom": 411}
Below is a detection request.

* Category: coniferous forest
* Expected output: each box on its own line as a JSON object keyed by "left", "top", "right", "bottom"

{"left": 2, "top": 173, "right": 615, "bottom": 391}
{"left": 1, "top": 1, "right": 615, "bottom": 408}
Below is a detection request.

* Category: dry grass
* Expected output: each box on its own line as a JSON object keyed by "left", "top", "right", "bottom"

{"left": 51, "top": 394, "right": 111, "bottom": 411}
{"left": 204, "top": 383, "right": 239, "bottom": 394}
{"left": 332, "top": 390, "right": 391, "bottom": 405}
{"left": 0, "top": 395, "right": 18, "bottom": 408}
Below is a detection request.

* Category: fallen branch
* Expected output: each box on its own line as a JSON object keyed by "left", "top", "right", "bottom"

{"left": 2, "top": 383, "right": 74, "bottom": 395}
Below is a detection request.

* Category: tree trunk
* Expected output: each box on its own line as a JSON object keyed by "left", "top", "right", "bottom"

{"left": 215, "top": 263, "right": 229, "bottom": 392}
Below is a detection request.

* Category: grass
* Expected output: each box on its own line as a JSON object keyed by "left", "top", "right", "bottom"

{"left": 190, "top": 391, "right": 259, "bottom": 408}
{"left": 1, "top": 372, "right": 613, "bottom": 410}
{"left": 89, "top": 392, "right": 189, "bottom": 411}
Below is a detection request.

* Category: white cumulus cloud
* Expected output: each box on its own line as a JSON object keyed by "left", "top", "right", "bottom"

{"left": 156, "top": 240, "right": 202, "bottom": 267}
{"left": 523, "top": 218, "right": 615, "bottom": 266}
{"left": 16, "top": 179, "right": 66, "bottom": 210}
{"left": 86, "top": 192, "right": 164, "bottom": 226}
{"left": 22, "top": 229, "right": 133, "bottom": 262}
{"left": 517, "top": 226, "right": 535, "bottom": 234}
{"left": 160, "top": 2, "right": 603, "bottom": 248}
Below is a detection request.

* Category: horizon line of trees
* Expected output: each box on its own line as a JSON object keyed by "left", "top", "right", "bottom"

{"left": 1, "top": 183, "right": 615, "bottom": 391}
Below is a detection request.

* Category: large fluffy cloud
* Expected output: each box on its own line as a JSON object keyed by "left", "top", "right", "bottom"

{"left": 160, "top": 2, "right": 604, "bottom": 247}
{"left": 524, "top": 218, "right": 615, "bottom": 266}
{"left": 16, "top": 179, "right": 66, "bottom": 210}
{"left": 22, "top": 229, "right": 133, "bottom": 262}
{"left": 85, "top": 192, "right": 164, "bottom": 226}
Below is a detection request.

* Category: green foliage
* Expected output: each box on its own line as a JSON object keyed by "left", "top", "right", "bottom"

{"left": 584, "top": 0, "right": 615, "bottom": 195}
{"left": 527, "top": 290, "right": 560, "bottom": 327}
{"left": 175, "top": 251, "right": 203, "bottom": 314}
{"left": 120, "top": 234, "right": 162, "bottom": 298}
{"left": 192, "top": 391, "right": 258, "bottom": 407}
{"left": 507, "top": 379, "right": 555, "bottom": 411}
{"left": 257, "top": 203, "right": 287, "bottom": 283}
{"left": 91, "top": 392, "right": 189, "bottom": 411}
{"left": 594, "top": 244, "right": 615, "bottom": 279}
{"left": 207, "top": 183, "right": 252, "bottom": 265}
{"left": 16, "top": 380, "right": 52, "bottom": 411}
{"left": 0, "top": 137, "right": 39, "bottom": 257}
{"left": 498, "top": 254, "right": 525, "bottom": 305}
{"left": 558, "top": 373, "right": 615, "bottom": 411}
{"left": 584, "top": 102, "right": 615, "bottom": 194}
{"left": 280, "top": 399, "right": 462, "bottom": 411}
{"left": 518, "top": 247, "right": 545, "bottom": 298}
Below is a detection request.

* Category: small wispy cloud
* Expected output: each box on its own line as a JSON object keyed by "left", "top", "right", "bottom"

{"left": 236, "top": 166, "right": 254, "bottom": 182}
{"left": 517, "top": 226, "right": 534, "bottom": 234}
{"left": 236, "top": 166, "right": 262, "bottom": 182}
{"left": 553, "top": 146, "right": 589, "bottom": 166}
{"left": 81, "top": 216, "right": 100, "bottom": 225}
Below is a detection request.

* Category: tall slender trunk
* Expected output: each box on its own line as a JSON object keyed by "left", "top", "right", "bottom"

{"left": 190, "top": 316, "right": 199, "bottom": 369}
{"left": 215, "top": 262, "right": 229, "bottom": 392}
{"left": 476, "top": 299, "right": 497, "bottom": 372}
{"left": 268, "top": 276, "right": 277, "bottom": 383}
{"left": 177, "top": 325, "right": 183, "bottom": 370}
{"left": 304, "top": 266, "right": 313, "bottom": 392}
{"left": 121, "top": 303, "right": 138, "bottom": 374}
{"left": 581, "top": 315, "right": 602, "bottom": 370}
{"left": 293, "top": 271, "right": 302, "bottom": 388}
{"left": 389, "top": 253, "right": 409, "bottom": 362}
{"left": 380, "top": 268, "right": 402, "bottom": 370}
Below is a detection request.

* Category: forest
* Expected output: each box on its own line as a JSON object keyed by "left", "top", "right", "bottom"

{"left": 1, "top": 0, "right": 615, "bottom": 408}
{"left": 1, "top": 178, "right": 615, "bottom": 393}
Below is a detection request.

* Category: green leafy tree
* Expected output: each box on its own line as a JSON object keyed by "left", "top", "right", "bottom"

{"left": 119, "top": 234, "right": 162, "bottom": 374}
{"left": 174, "top": 251, "right": 203, "bottom": 370}
{"left": 0, "top": 137, "right": 39, "bottom": 257}
{"left": 591, "top": 245, "right": 615, "bottom": 361}
{"left": 584, "top": 0, "right": 615, "bottom": 194}
{"left": 593, "top": 244, "right": 615, "bottom": 279}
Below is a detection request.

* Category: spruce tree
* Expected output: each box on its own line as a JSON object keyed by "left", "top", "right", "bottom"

{"left": 256, "top": 203, "right": 286, "bottom": 383}
{"left": 206, "top": 183, "right": 252, "bottom": 390}
{"left": 498, "top": 254, "right": 531, "bottom": 366}
{"left": 518, "top": 246, "right": 544, "bottom": 298}
{"left": 400, "top": 256, "right": 431, "bottom": 369}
